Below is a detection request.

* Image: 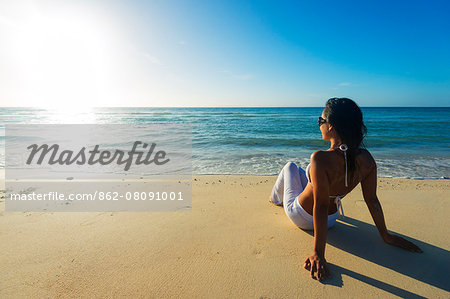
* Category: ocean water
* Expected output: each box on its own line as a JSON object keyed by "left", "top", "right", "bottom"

{"left": 0, "top": 107, "right": 449, "bottom": 179}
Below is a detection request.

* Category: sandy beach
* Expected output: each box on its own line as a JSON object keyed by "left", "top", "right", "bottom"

{"left": 0, "top": 176, "right": 449, "bottom": 298}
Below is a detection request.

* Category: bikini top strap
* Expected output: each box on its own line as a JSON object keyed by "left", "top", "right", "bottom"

{"left": 339, "top": 144, "right": 348, "bottom": 187}
{"left": 334, "top": 196, "right": 345, "bottom": 219}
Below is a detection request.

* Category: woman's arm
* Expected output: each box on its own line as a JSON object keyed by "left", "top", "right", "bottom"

{"left": 303, "top": 151, "right": 331, "bottom": 281}
{"left": 360, "top": 160, "right": 389, "bottom": 240}
{"left": 361, "top": 153, "right": 423, "bottom": 253}
{"left": 310, "top": 151, "right": 331, "bottom": 256}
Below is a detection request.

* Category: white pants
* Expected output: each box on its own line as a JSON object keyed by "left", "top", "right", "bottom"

{"left": 270, "top": 162, "right": 339, "bottom": 230}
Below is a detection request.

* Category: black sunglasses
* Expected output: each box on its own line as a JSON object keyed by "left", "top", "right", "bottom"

{"left": 318, "top": 116, "right": 327, "bottom": 126}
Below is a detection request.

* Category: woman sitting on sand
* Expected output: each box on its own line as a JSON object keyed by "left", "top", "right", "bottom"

{"left": 269, "top": 97, "right": 422, "bottom": 282}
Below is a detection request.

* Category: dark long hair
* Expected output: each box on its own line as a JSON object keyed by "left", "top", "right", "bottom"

{"left": 323, "top": 98, "right": 367, "bottom": 181}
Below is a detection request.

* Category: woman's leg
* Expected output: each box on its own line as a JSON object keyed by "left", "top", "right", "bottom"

{"left": 269, "top": 165, "right": 286, "bottom": 205}
{"left": 270, "top": 162, "right": 340, "bottom": 230}
{"left": 270, "top": 162, "right": 313, "bottom": 229}
{"left": 270, "top": 162, "right": 308, "bottom": 205}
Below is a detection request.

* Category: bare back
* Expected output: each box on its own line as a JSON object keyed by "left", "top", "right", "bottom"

{"left": 298, "top": 148, "right": 376, "bottom": 215}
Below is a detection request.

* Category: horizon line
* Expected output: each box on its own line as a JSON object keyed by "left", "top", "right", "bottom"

{"left": 1, "top": 106, "right": 449, "bottom": 109}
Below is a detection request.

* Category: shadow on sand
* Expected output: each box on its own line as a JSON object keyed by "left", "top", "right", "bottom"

{"left": 302, "top": 216, "right": 449, "bottom": 297}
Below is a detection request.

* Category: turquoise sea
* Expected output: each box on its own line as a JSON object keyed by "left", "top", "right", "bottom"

{"left": 0, "top": 107, "right": 449, "bottom": 179}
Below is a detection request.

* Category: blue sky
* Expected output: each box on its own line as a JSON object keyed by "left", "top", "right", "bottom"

{"left": 0, "top": 0, "right": 449, "bottom": 107}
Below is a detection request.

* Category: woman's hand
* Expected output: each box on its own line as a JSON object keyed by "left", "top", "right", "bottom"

{"left": 383, "top": 233, "right": 423, "bottom": 253}
{"left": 303, "top": 251, "right": 330, "bottom": 282}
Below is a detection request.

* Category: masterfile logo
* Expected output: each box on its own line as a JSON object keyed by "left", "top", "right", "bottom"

{"left": 26, "top": 141, "right": 170, "bottom": 171}
{"left": 5, "top": 124, "right": 192, "bottom": 212}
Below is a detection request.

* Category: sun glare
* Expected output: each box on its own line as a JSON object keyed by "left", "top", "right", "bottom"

{"left": 4, "top": 3, "right": 118, "bottom": 108}
{"left": 47, "top": 106, "right": 97, "bottom": 124}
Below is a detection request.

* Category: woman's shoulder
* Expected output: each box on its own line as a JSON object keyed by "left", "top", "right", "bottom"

{"left": 309, "top": 150, "right": 334, "bottom": 165}
{"left": 357, "top": 148, "right": 376, "bottom": 168}
{"left": 357, "top": 148, "right": 373, "bottom": 158}
{"left": 310, "top": 150, "right": 330, "bottom": 160}
{"left": 310, "top": 148, "right": 376, "bottom": 165}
